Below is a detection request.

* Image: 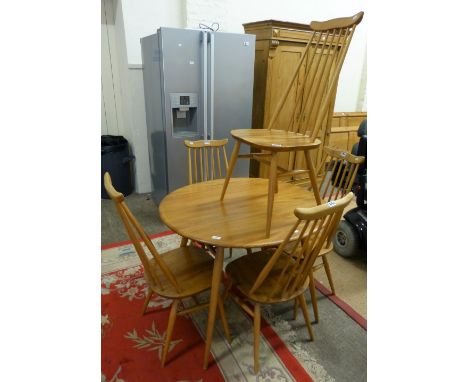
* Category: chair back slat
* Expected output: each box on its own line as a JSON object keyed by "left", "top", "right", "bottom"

{"left": 211, "top": 148, "right": 215, "bottom": 180}
{"left": 304, "top": 28, "right": 349, "bottom": 137}
{"left": 199, "top": 148, "right": 204, "bottom": 181}
{"left": 292, "top": 29, "right": 334, "bottom": 136}
{"left": 248, "top": 220, "right": 301, "bottom": 294}
{"left": 289, "top": 29, "right": 331, "bottom": 135}
{"left": 265, "top": 12, "right": 363, "bottom": 143}
{"left": 216, "top": 147, "right": 222, "bottom": 178}
{"left": 317, "top": 146, "right": 365, "bottom": 201}
{"left": 342, "top": 163, "right": 357, "bottom": 196}
{"left": 193, "top": 147, "right": 198, "bottom": 183}
{"left": 248, "top": 193, "right": 354, "bottom": 301}
{"left": 185, "top": 139, "right": 229, "bottom": 184}
{"left": 276, "top": 219, "right": 319, "bottom": 297}
{"left": 114, "top": 202, "right": 163, "bottom": 289}
{"left": 204, "top": 147, "right": 209, "bottom": 181}
{"left": 308, "top": 26, "right": 356, "bottom": 140}
{"left": 103, "top": 172, "right": 181, "bottom": 293}
{"left": 222, "top": 146, "right": 229, "bottom": 170}
{"left": 270, "top": 220, "right": 312, "bottom": 297}
{"left": 187, "top": 145, "right": 193, "bottom": 184}
{"left": 287, "top": 217, "right": 331, "bottom": 294}
{"left": 265, "top": 32, "right": 316, "bottom": 132}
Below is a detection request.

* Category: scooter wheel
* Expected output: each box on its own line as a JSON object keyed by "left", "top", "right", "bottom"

{"left": 333, "top": 220, "right": 359, "bottom": 258}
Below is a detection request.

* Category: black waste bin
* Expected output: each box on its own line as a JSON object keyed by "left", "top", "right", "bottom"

{"left": 101, "top": 135, "right": 135, "bottom": 199}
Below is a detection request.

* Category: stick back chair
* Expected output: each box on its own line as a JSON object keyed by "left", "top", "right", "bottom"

{"left": 225, "top": 192, "right": 354, "bottom": 373}
{"left": 185, "top": 139, "right": 229, "bottom": 184}
{"left": 290, "top": 146, "right": 365, "bottom": 322}
{"left": 317, "top": 146, "right": 365, "bottom": 201}
{"left": 220, "top": 12, "right": 364, "bottom": 237}
{"left": 184, "top": 138, "right": 245, "bottom": 256}
{"left": 104, "top": 172, "right": 231, "bottom": 367}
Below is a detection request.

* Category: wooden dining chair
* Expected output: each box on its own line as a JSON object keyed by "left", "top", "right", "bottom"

{"left": 103, "top": 172, "right": 231, "bottom": 367}
{"left": 289, "top": 146, "right": 365, "bottom": 322}
{"left": 225, "top": 192, "right": 354, "bottom": 373}
{"left": 307, "top": 146, "right": 365, "bottom": 319}
{"left": 220, "top": 12, "right": 364, "bottom": 237}
{"left": 185, "top": 139, "right": 229, "bottom": 184}
{"left": 184, "top": 139, "right": 252, "bottom": 256}
{"left": 316, "top": 146, "right": 366, "bottom": 202}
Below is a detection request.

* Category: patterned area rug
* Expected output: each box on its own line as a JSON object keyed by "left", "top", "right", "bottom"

{"left": 102, "top": 231, "right": 367, "bottom": 382}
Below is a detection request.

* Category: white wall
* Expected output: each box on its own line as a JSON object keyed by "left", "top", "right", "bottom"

{"left": 185, "top": 0, "right": 367, "bottom": 112}
{"left": 121, "top": 0, "right": 185, "bottom": 65}
{"left": 106, "top": 0, "right": 185, "bottom": 193}
{"left": 113, "top": 0, "right": 153, "bottom": 193}
{"left": 120, "top": 1, "right": 367, "bottom": 111}
{"left": 101, "top": 0, "right": 125, "bottom": 136}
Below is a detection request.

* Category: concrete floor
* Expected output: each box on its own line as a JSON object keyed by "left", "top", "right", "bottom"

{"left": 101, "top": 193, "right": 167, "bottom": 245}
{"left": 101, "top": 191, "right": 367, "bottom": 317}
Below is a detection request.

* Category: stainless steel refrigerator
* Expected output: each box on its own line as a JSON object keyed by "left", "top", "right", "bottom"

{"left": 141, "top": 27, "right": 255, "bottom": 204}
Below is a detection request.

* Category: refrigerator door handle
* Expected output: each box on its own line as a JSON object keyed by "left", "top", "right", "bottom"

{"left": 210, "top": 32, "right": 215, "bottom": 140}
{"left": 202, "top": 31, "right": 208, "bottom": 140}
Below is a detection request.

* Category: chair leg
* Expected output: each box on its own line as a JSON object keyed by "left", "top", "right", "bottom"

{"left": 220, "top": 140, "right": 241, "bottom": 201}
{"left": 180, "top": 236, "right": 188, "bottom": 247}
{"left": 161, "top": 299, "right": 179, "bottom": 367}
{"left": 266, "top": 152, "right": 278, "bottom": 237}
{"left": 293, "top": 298, "right": 298, "bottom": 320}
{"left": 304, "top": 149, "right": 322, "bottom": 205}
{"left": 309, "top": 272, "right": 319, "bottom": 323}
{"left": 227, "top": 247, "right": 233, "bottom": 259}
{"left": 298, "top": 294, "right": 314, "bottom": 341}
{"left": 142, "top": 289, "right": 153, "bottom": 315}
{"left": 322, "top": 254, "right": 336, "bottom": 295}
{"left": 246, "top": 248, "right": 253, "bottom": 255}
{"left": 217, "top": 295, "right": 232, "bottom": 344}
{"left": 253, "top": 303, "right": 261, "bottom": 374}
{"left": 203, "top": 246, "right": 225, "bottom": 369}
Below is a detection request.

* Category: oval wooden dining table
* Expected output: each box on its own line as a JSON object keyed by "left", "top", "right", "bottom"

{"left": 159, "top": 177, "right": 318, "bottom": 369}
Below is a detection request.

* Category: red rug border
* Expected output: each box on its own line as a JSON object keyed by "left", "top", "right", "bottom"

{"left": 260, "top": 318, "right": 314, "bottom": 381}
{"left": 313, "top": 279, "right": 367, "bottom": 331}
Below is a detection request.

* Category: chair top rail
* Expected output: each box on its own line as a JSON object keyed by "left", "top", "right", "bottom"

{"left": 294, "top": 192, "right": 354, "bottom": 220}
{"left": 310, "top": 11, "right": 364, "bottom": 31}
{"left": 184, "top": 139, "right": 228, "bottom": 148}
{"left": 324, "top": 146, "right": 366, "bottom": 164}
{"left": 104, "top": 172, "right": 124, "bottom": 202}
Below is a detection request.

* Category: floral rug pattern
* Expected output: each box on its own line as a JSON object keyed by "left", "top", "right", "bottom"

{"left": 102, "top": 233, "right": 366, "bottom": 382}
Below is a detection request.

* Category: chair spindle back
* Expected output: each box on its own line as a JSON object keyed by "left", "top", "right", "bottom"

{"left": 266, "top": 12, "right": 364, "bottom": 142}
{"left": 249, "top": 193, "right": 354, "bottom": 301}
{"left": 103, "top": 172, "right": 181, "bottom": 293}
{"left": 185, "top": 139, "right": 229, "bottom": 184}
{"left": 317, "top": 146, "right": 365, "bottom": 202}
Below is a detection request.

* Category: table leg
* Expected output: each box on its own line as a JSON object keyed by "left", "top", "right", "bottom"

{"left": 180, "top": 237, "right": 188, "bottom": 247}
{"left": 266, "top": 152, "right": 277, "bottom": 237}
{"left": 220, "top": 140, "right": 241, "bottom": 201}
{"left": 304, "top": 149, "right": 322, "bottom": 205}
{"left": 203, "top": 246, "right": 225, "bottom": 369}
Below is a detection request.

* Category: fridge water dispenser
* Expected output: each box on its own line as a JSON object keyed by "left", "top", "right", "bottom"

{"left": 169, "top": 93, "right": 198, "bottom": 137}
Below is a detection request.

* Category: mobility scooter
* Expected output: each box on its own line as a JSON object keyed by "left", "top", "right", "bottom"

{"left": 332, "top": 119, "right": 367, "bottom": 257}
